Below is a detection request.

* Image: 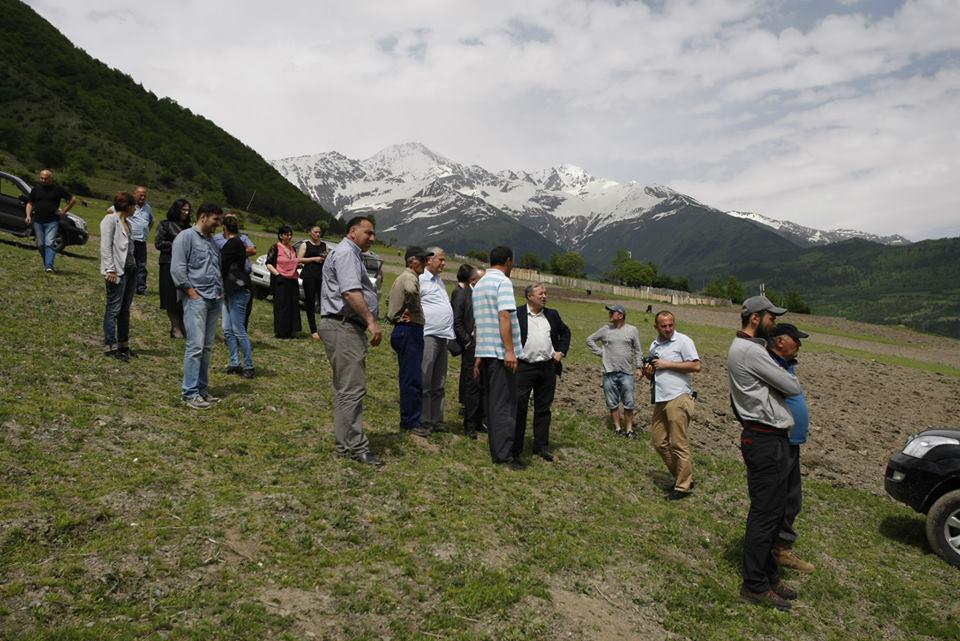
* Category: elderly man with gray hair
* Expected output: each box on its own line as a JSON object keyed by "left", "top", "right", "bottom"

{"left": 419, "top": 246, "right": 455, "bottom": 432}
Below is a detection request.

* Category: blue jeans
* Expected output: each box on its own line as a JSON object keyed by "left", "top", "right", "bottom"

{"left": 222, "top": 289, "right": 253, "bottom": 370}
{"left": 390, "top": 323, "right": 424, "bottom": 429}
{"left": 602, "top": 371, "right": 636, "bottom": 410}
{"left": 32, "top": 220, "right": 59, "bottom": 270}
{"left": 103, "top": 271, "right": 136, "bottom": 347}
{"left": 182, "top": 296, "right": 220, "bottom": 400}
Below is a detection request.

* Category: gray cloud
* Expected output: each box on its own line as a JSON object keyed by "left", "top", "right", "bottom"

{"left": 23, "top": 0, "right": 960, "bottom": 239}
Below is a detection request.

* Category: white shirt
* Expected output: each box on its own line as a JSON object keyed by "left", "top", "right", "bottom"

{"left": 648, "top": 330, "right": 700, "bottom": 403}
{"left": 419, "top": 271, "right": 455, "bottom": 339}
{"left": 521, "top": 309, "right": 554, "bottom": 363}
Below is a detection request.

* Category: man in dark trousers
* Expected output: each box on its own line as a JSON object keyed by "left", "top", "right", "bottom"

{"left": 728, "top": 295, "right": 803, "bottom": 611}
{"left": 452, "top": 264, "right": 485, "bottom": 438}
{"left": 515, "top": 282, "right": 571, "bottom": 462}
{"left": 24, "top": 169, "right": 76, "bottom": 273}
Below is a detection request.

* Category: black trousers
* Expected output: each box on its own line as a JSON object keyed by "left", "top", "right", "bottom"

{"left": 740, "top": 428, "right": 792, "bottom": 593}
{"left": 302, "top": 274, "right": 322, "bottom": 334}
{"left": 514, "top": 360, "right": 556, "bottom": 457}
{"left": 779, "top": 444, "right": 803, "bottom": 544}
{"left": 481, "top": 358, "right": 517, "bottom": 463}
{"left": 272, "top": 276, "right": 302, "bottom": 338}
{"left": 133, "top": 240, "right": 148, "bottom": 293}
{"left": 459, "top": 347, "right": 484, "bottom": 429}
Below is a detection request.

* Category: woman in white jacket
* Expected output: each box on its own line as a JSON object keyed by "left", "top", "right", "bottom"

{"left": 100, "top": 192, "right": 137, "bottom": 360}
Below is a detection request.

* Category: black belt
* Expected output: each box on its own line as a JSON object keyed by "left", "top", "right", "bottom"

{"left": 741, "top": 421, "right": 788, "bottom": 436}
{"left": 322, "top": 314, "right": 365, "bottom": 329}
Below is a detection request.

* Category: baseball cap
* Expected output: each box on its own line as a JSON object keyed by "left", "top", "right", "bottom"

{"left": 741, "top": 295, "right": 787, "bottom": 316}
{"left": 605, "top": 304, "right": 626, "bottom": 315}
{"left": 404, "top": 246, "right": 434, "bottom": 261}
{"left": 768, "top": 323, "right": 809, "bottom": 341}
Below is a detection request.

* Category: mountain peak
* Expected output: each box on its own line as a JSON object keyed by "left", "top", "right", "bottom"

{"left": 364, "top": 142, "right": 455, "bottom": 176}
{"left": 534, "top": 163, "right": 599, "bottom": 194}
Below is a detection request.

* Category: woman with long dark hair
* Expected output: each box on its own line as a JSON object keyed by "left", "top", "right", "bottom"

{"left": 100, "top": 192, "right": 138, "bottom": 360}
{"left": 265, "top": 224, "right": 302, "bottom": 338}
{"left": 220, "top": 216, "right": 255, "bottom": 377}
{"left": 297, "top": 224, "right": 327, "bottom": 341}
{"left": 155, "top": 199, "right": 191, "bottom": 338}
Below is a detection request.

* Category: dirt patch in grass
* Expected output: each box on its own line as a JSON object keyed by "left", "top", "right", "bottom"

{"left": 550, "top": 585, "right": 675, "bottom": 641}
{"left": 555, "top": 349, "right": 960, "bottom": 494}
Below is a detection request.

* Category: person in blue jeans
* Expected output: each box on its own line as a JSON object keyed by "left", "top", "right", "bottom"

{"left": 25, "top": 169, "right": 76, "bottom": 273}
{"left": 219, "top": 215, "right": 255, "bottom": 378}
{"left": 99, "top": 191, "right": 137, "bottom": 360}
{"left": 170, "top": 204, "right": 224, "bottom": 410}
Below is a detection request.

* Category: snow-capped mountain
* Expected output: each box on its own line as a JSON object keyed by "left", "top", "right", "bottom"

{"left": 726, "top": 211, "right": 911, "bottom": 247}
{"left": 270, "top": 142, "right": 910, "bottom": 269}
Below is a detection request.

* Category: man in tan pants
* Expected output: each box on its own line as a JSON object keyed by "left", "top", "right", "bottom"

{"left": 643, "top": 311, "right": 701, "bottom": 500}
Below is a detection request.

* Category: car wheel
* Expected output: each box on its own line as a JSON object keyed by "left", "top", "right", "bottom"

{"left": 926, "top": 489, "right": 960, "bottom": 567}
{"left": 54, "top": 232, "right": 66, "bottom": 253}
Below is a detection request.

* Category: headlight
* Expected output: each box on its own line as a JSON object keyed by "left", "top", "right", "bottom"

{"left": 902, "top": 435, "right": 960, "bottom": 458}
{"left": 66, "top": 213, "right": 87, "bottom": 231}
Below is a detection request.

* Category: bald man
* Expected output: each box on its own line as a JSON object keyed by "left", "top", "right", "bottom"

{"left": 25, "top": 169, "right": 76, "bottom": 273}
{"left": 128, "top": 186, "right": 154, "bottom": 294}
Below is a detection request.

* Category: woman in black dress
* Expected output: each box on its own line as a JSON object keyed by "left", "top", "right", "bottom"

{"left": 155, "top": 199, "right": 191, "bottom": 338}
{"left": 297, "top": 224, "right": 327, "bottom": 341}
{"left": 265, "top": 225, "right": 302, "bottom": 338}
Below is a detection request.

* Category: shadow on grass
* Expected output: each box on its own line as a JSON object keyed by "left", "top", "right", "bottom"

{"left": 369, "top": 431, "right": 411, "bottom": 457}
{"left": 878, "top": 514, "right": 929, "bottom": 551}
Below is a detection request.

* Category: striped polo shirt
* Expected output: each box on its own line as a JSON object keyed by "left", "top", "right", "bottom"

{"left": 472, "top": 268, "right": 523, "bottom": 360}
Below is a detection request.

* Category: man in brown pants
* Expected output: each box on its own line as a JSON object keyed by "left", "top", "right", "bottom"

{"left": 643, "top": 311, "right": 701, "bottom": 500}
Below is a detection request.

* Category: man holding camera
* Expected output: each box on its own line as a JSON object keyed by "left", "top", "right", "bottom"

{"left": 642, "top": 310, "right": 701, "bottom": 501}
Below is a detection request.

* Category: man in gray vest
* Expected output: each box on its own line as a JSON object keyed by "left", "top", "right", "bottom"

{"left": 319, "top": 216, "right": 383, "bottom": 466}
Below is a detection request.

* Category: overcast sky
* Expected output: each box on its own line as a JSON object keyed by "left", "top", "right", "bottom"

{"left": 25, "top": 0, "right": 960, "bottom": 240}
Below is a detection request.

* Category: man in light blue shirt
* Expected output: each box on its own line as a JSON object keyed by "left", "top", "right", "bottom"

{"left": 472, "top": 246, "right": 524, "bottom": 469}
{"left": 643, "top": 311, "right": 701, "bottom": 500}
{"left": 170, "top": 204, "right": 223, "bottom": 409}
{"left": 419, "top": 246, "right": 455, "bottom": 432}
{"left": 318, "top": 216, "right": 383, "bottom": 466}
{"left": 767, "top": 323, "right": 815, "bottom": 574}
{"left": 127, "top": 186, "right": 154, "bottom": 294}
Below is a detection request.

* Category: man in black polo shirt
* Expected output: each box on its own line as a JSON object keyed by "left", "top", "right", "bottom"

{"left": 25, "top": 169, "right": 76, "bottom": 273}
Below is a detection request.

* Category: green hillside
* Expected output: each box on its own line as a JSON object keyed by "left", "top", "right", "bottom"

{"left": 0, "top": 0, "right": 337, "bottom": 231}
{"left": 741, "top": 238, "right": 960, "bottom": 338}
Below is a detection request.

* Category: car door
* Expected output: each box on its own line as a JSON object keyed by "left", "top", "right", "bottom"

{"left": 0, "top": 174, "right": 30, "bottom": 235}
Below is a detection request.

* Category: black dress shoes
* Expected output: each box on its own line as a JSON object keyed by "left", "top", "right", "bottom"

{"left": 352, "top": 452, "right": 384, "bottom": 466}
{"left": 534, "top": 449, "right": 555, "bottom": 462}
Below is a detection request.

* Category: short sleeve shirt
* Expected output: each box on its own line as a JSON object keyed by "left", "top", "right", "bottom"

{"left": 648, "top": 330, "right": 700, "bottom": 402}
{"left": 473, "top": 269, "right": 523, "bottom": 360}
{"left": 320, "top": 237, "right": 379, "bottom": 320}
{"left": 27, "top": 184, "right": 72, "bottom": 223}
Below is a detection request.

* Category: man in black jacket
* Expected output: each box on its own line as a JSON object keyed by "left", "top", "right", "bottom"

{"left": 451, "top": 264, "right": 484, "bottom": 438}
{"left": 515, "top": 283, "right": 571, "bottom": 461}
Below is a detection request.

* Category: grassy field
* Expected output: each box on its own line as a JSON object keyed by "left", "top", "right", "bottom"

{"left": 1, "top": 228, "right": 958, "bottom": 640}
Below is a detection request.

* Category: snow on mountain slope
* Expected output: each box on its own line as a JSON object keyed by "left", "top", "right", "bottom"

{"left": 270, "top": 143, "right": 909, "bottom": 250}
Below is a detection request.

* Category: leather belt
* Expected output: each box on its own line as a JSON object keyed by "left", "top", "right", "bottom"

{"left": 741, "top": 421, "right": 788, "bottom": 436}
{"left": 322, "top": 314, "right": 365, "bottom": 329}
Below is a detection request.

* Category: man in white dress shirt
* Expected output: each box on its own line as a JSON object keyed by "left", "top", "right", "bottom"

{"left": 419, "top": 247, "right": 455, "bottom": 432}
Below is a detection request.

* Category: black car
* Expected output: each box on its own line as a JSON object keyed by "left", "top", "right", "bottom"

{"left": 885, "top": 428, "right": 960, "bottom": 566}
{"left": 0, "top": 170, "right": 89, "bottom": 251}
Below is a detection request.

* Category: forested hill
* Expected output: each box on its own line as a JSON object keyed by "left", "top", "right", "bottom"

{"left": 0, "top": 0, "right": 337, "bottom": 231}
{"left": 743, "top": 237, "right": 960, "bottom": 338}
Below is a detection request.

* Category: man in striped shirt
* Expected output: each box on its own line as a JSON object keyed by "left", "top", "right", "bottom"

{"left": 472, "top": 246, "right": 525, "bottom": 470}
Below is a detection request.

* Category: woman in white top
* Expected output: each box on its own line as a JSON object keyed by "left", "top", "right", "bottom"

{"left": 99, "top": 191, "right": 137, "bottom": 360}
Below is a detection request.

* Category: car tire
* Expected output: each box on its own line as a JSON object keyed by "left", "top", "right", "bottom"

{"left": 926, "top": 489, "right": 960, "bottom": 567}
{"left": 53, "top": 232, "right": 66, "bottom": 253}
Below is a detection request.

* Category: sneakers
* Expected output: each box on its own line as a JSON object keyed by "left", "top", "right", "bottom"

{"left": 774, "top": 544, "right": 816, "bottom": 573}
{"left": 242, "top": 368, "right": 255, "bottom": 379}
{"left": 201, "top": 393, "right": 221, "bottom": 403}
{"left": 45, "top": 267, "right": 54, "bottom": 274}
{"left": 625, "top": 430, "right": 638, "bottom": 440}
{"left": 739, "top": 587, "right": 792, "bottom": 611}
{"left": 771, "top": 582, "right": 798, "bottom": 600}
{"left": 183, "top": 396, "right": 212, "bottom": 410}
{"left": 226, "top": 365, "right": 243, "bottom": 375}
{"left": 410, "top": 426, "right": 432, "bottom": 438}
